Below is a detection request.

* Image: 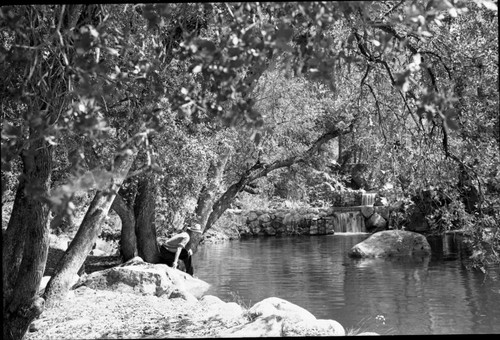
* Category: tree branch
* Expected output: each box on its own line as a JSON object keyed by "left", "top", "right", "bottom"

{"left": 383, "top": 0, "right": 405, "bottom": 18}
{"left": 365, "top": 83, "right": 387, "bottom": 142}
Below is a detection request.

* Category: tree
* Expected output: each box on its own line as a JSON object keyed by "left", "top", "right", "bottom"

{"left": 2, "top": 2, "right": 498, "bottom": 339}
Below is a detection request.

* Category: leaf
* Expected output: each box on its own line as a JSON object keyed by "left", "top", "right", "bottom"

{"left": 480, "top": 0, "right": 498, "bottom": 10}
{"left": 192, "top": 65, "right": 203, "bottom": 74}
{"left": 105, "top": 47, "right": 119, "bottom": 56}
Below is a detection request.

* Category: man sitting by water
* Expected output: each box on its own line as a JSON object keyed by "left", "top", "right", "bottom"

{"left": 159, "top": 223, "right": 202, "bottom": 276}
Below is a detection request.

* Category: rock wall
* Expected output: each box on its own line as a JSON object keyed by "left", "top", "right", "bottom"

{"left": 228, "top": 205, "right": 393, "bottom": 237}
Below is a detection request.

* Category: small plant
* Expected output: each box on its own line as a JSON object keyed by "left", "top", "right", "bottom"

{"left": 345, "top": 326, "right": 362, "bottom": 336}
{"left": 228, "top": 291, "right": 255, "bottom": 321}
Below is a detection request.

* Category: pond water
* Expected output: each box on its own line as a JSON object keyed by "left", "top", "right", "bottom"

{"left": 195, "top": 233, "right": 500, "bottom": 335}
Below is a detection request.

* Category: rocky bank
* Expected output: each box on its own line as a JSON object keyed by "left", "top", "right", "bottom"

{"left": 29, "top": 255, "right": 381, "bottom": 338}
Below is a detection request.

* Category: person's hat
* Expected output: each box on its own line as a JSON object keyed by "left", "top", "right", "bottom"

{"left": 187, "top": 223, "right": 202, "bottom": 233}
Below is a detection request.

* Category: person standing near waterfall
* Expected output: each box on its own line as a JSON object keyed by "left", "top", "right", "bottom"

{"left": 159, "top": 223, "right": 202, "bottom": 276}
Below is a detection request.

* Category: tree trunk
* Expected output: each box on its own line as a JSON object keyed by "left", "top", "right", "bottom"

{"left": 83, "top": 138, "right": 139, "bottom": 260}
{"left": 205, "top": 176, "right": 248, "bottom": 233}
{"left": 134, "top": 174, "right": 161, "bottom": 263}
{"left": 188, "top": 151, "right": 231, "bottom": 255}
{"left": 195, "top": 150, "right": 231, "bottom": 227}
{"left": 3, "top": 176, "right": 28, "bottom": 300}
{"left": 3, "top": 142, "right": 52, "bottom": 340}
{"left": 43, "top": 152, "right": 136, "bottom": 307}
{"left": 111, "top": 194, "right": 137, "bottom": 261}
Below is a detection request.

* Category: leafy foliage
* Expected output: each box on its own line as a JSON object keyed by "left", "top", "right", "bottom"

{"left": 1, "top": 1, "right": 499, "bottom": 285}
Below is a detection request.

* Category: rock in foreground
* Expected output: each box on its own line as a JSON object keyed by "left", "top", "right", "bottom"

{"left": 348, "top": 230, "right": 431, "bottom": 258}
{"left": 75, "top": 256, "right": 210, "bottom": 300}
{"left": 220, "top": 297, "right": 345, "bottom": 337}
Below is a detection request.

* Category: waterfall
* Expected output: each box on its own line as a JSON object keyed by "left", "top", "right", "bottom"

{"left": 334, "top": 212, "right": 366, "bottom": 233}
{"left": 361, "top": 192, "right": 377, "bottom": 206}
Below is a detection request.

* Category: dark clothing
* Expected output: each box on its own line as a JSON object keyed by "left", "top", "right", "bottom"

{"left": 159, "top": 244, "right": 194, "bottom": 276}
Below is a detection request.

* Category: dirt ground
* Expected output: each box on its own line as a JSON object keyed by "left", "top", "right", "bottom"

{"left": 26, "top": 250, "right": 248, "bottom": 340}
{"left": 25, "top": 286, "right": 244, "bottom": 339}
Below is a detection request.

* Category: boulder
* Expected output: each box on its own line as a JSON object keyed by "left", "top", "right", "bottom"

{"left": 169, "top": 288, "right": 198, "bottom": 303}
{"left": 348, "top": 230, "right": 431, "bottom": 258}
{"left": 248, "top": 297, "right": 316, "bottom": 323}
{"left": 265, "top": 226, "right": 276, "bottom": 235}
{"left": 222, "top": 297, "right": 345, "bottom": 337}
{"left": 361, "top": 206, "right": 375, "bottom": 218}
{"left": 365, "top": 213, "right": 387, "bottom": 232}
{"left": 247, "top": 211, "right": 259, "bottom": 222}
{"left": 75, "top": 259, "right": 210, "bottom": 299}
{"left": 239, "top": 226, "right": 252, "bottom": 237}
{"left": 219, "top": 315, "right": 283, "bottom": 337}
{"left": 200, "top": 295, "right": 225, "bottom": 306}
{"left": 258, "top": 213, "right": 271, "bottom": 223}
{"left": 282, "top": 319, "right": 345, "bottom": 336}
{"left": 204, "top": 300, "right": 246, "bottom": 326}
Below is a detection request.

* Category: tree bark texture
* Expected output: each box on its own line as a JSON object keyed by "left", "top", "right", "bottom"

{"left": 194, "top": 150, "right": 230, "bottom": 229}
{"left": 3, "top": 142, "right": 52, "bottom": 340}
{"left": 111, "top": 194, "right": 137, "bottom": 261}
{"left": 134, "top": 174, "right": 161, "bottom": 263}
{"left": 84, "top": 138, "right": 139, "bottom": 260}
{"left": 43, "top": 152, "right": 136, "bottom": 307}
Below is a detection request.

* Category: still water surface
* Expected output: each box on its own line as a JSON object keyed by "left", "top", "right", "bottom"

{"left": 195, "top": 234, "right": 500, "bottom": 335}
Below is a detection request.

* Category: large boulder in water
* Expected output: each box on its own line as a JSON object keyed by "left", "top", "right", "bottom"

{"left": 348, "top": 230, "right": 431, "bottom": 258}
{"left": 220, "top": 297, "right": 345, "bottom": 337}
{"left": 75, "top": 256, "right": 210, "bottom": 299}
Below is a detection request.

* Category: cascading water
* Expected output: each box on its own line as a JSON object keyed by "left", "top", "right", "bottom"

{"left": 361, "top": 192, "right": 377, "bottom": 206}
{"left": 334, "top": 211, "right": 366, "bottom": 233}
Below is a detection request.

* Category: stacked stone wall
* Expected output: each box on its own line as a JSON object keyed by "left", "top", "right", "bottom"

{"left": 227, "top": 205, "right": 393, "bottom": 237}
{"left": 331, "top": 191, "right": 363, "bottom": 207}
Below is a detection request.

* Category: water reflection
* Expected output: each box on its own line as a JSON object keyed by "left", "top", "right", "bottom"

{"left": 195, "top": 234, "right": 500, "bottom": 335}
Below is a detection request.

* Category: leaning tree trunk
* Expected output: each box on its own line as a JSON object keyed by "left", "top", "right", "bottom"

{"left": 3, "top": 142, "right": 52, "bottom": 340}
{"left": 134, "top": 173, "right": 161, "bottom": 263}
{"left": 43, "top": 152, "right": 136, "bottom": 307}
{"left": 190, "top": 151, "right": 231, "bottom": 254}
{"left": 111, "top": 194, "right": 137, "bottom": 261}
{"left": 84, "top": 139, "right": 139, "bottom": 261}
